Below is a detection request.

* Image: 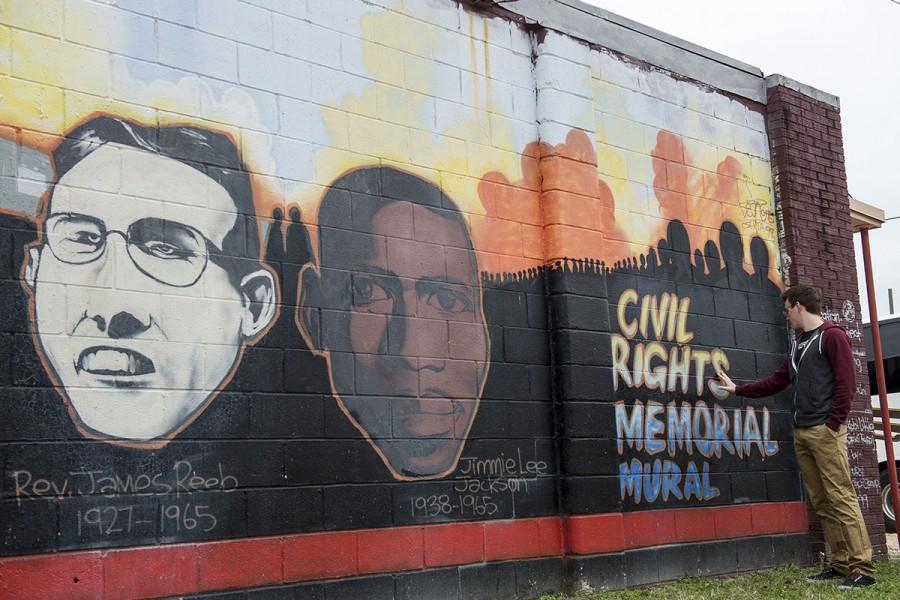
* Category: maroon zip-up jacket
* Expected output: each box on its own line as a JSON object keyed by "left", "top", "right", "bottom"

{"left": 735, "top": 320, "right": 854, "bottom": 430}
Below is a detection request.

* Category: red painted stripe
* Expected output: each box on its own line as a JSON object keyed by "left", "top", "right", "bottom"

{"left": 0, "top": 501, "right": 808, "bottom": 599}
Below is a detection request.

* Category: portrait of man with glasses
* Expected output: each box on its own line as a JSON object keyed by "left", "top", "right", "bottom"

{"left": 22, "top": 115, "right": 277, "bottom": 446}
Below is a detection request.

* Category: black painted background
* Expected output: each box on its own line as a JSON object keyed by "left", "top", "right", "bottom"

{"left": 0, "top": 212, "right": 798, "bottom": 557}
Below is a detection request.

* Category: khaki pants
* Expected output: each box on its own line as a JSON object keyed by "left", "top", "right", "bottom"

{"left": 793, "top": 423, "right": 874, "bottom": 576}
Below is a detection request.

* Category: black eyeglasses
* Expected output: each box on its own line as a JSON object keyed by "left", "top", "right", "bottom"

{"left": 44, "top": 213, "right": 222, "bottom": 288}
{"left": 782, "top": 304, "right": 795, "bottom": 315}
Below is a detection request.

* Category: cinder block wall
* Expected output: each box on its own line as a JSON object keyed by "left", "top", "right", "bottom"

{"left": 0, "top": 1, "right": 878, "bottom": 598}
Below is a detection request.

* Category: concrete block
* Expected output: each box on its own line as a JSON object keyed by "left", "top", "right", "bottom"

{"left": 467, "top": 11, "right": 511, "bottom": 50}
{"left": 717, "top": 146, "right": 752, "bottom": 177}
{"left": 511, "top": 83, "right": 537, "bottom": 125}
{"left": 375, "top": 83, "right": 435, "bottom": 129}
{"left": 596, "top": 143, "right": 628, "bottom": 180}
{"left": 697, "top": 113, "right": 735, "bottom": 150}
{"left": 0, "top": 26, "right": 9, "bottom": 75}
{"left": 400, "top": 0, "right": 460, "bottom": 31}
{"left": 154, "top": 0, "right": 197, "bottom": 26}
{"left": 489, "top": 113, "right": 534, "bottom": 153}
{"left": 342, "top": 36, "right": 405, "bottom": 87}
{"left": 159, "top": 21, "right": 237, "bottom": 81}
{"left": 238, "top": 43, "right": 310, "bottom": 99}
{"left": 2, "top": 0, "right": 63, "bottom": 36}
{"left": 12, "top": 30, "right": 110, "bottom": 95}
{"left": 619, "top": 88, "right": 662, "bottom": 129}
{"left": 0, "top": 79, "right": 62, "bottom": 134}
{"left": 347, "top": 114, "right": 410, "bottom": 162}
{"left": 460, "top": 74, "right": 515, "bottom": 117}
{"left": 279, "top": 97, "right": 340, "bottom": 146}
{"left": 712, "top": 95, "right": 750, "bottom": 127}
{"left": 200, "top": 75, "right": 280, "bottom": 132}
{"left": 111, "top": 55, "right": 198, "bottom": 112}
{"left": 310, "top": 64, "right": 376, "bottom": 117}
{"left": 593, "top": 50, "right": 642, "bottom": 91}
{"left": 197, "top": 0, "right": 272, "bottom": 49}
{"left": 539, "top": 30, "right": 590, "bottom": 65}
{"left": 535, "top": 55, "right": 591, "bottom": 99}
{"left": 270, "top": 135, "right": 316, "bottom": 182}
{"left": 750, "top": 157, "right": 774, "bottom": 187}
{"left": 683, "top": 136, "right": 720, "bottom": 173}
{"left": 684, "top": 83, "right": 719, "bottom": 117}
{"left": 747, "top": 109, "right": 766, "bottom": 132}
{"left": 537, "top": 120, "right": 575, "bottom": 147}
{"left": 592, "top": 80, "right": 627, "bottom": 118}
{"left": 307, "top": 0, "right": 373, "bottom": 36}
{"left": 406, "top": 53, "right": 461, "bottom": 102}
{"left": 364, "top": 10, "right": 431, "bottom": 57}
{"left": 599, "top": 112, "right": 645, "bottom": 153}
{"left": 434, "top": 99, "right": 491, "bottom": 144}
{"left": 486, "top": 45, "right": 534, "bottom": 88}
{"left": 432, "top": 27, "right": 474, "bottom": 70}
{"left": 537, "top": 88, "right": 594, "bottom": 132}
{"left": 241, "top": 0, "right": 308, "bottom": 19}
{"left": 276, "top": 16, "right": 341, "bottom": 69}
{"left": 510, "top": 24, "right": 533, "bottom": 56}
{"left": 734, "top": 128, "right": 770, "bottom": 159}
{"left": 639, "top": 69, "right": 689, "bottom": 108}
{"left": 64, "top": 0, "right": 156, "bottom": 61}
{"left": 409, "top": 129, "right": 467, "bottom": 173}
{"left": 622, "top": 150, "right": 652, "bottom": 185}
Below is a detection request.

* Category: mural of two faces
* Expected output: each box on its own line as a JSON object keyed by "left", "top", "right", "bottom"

{"left": 0, "top": 0, "right": 797, "bottom": 557}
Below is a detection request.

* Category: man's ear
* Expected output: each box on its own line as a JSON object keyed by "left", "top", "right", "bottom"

{"left": 24, "top": 247, "right": 40, "bottom": 290}
{"left": 239, "top": 269, "right": 277, "bottom": 339}
{"left": 297, "top": 266, "right": 323, "bottom": 352}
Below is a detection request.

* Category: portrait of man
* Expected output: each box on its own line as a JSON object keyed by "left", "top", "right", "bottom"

{"left": 298, "top": 167, "right": 490, "bottom": 480}
{"left": 22, "top": 115, "right": 276, "bottom": 446}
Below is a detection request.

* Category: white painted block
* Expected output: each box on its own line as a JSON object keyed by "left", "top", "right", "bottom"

{"left": 593, "top": 50, "right": 642, "bottom": 91}
{"left": 197, "top": 0, "right": 272, "bottom": 48}
{"left": 66, "top": 0, "right": 157, "bottom": 61}
{"left": 534, "top": 55, "right": 591, "bottom": 99}
{"left": 111, "top": 55, "right": 200, "bottom": 112}
{"left": 540, "top": 30, "right": 590, "bottom": 65}
{"left": 400, "top": 0, "right": 460, "bottom": 31}
{"left": 310, "top": 64, "right": 375, "bottom": 117}
{"left": 511, "top": 84, "right": 537, "bottom": 125}
{"left": 242, "top": 0, "right": 309, "bottom": 19}
{"left": 406, "top": 54, "right": 461, "bottom": 102}
{"left": 275, "top": 15, "right": 341, "bottom": 69}
{"left": 199, "top": 75, "right": 280, "bottom": 133}
{"left": 238, "top": 43, "right": 310, "bottom": 99}
{"left": 537, "top": 88, "right": 594, "bottom": 132}
{"left": 158, "top": 21, "right": 238, "bottom": 81}
{"left": 307, "top": 0, "right": 375, "bottom": 36}
{"left": 460, "top": 73, "right": 514, "bottom": 117}
{"left": 432, "top": 28, "right": 473, "bottom": 70}
{"left": 734, "top": 128, "right": 770, "bottom": 159}
{"left": 486, "top": 45, "right": 534, "bottom": 89}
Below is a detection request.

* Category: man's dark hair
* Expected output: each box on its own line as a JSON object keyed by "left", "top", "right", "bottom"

{"left": 316, "top": 165, "right": 475, "bottom": 263}
{"left": 305, "top": 166, "right": 476, "bottom": 320}
{"left": 317, "top": 167, "right": 474, "bottom": 250}
{"left": 50, "top": 115, "right": 259, "bottom": 286}
{"left": 782, "top": 284, "right": 822, "bottom": 315}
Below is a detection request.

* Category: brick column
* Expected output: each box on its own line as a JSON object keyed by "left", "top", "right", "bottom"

{"left": 765, "top": 74, "right": 886, "bottom": 559}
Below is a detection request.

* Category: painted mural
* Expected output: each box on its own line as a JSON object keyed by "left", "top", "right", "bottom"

{"left": 0, "top": 0, "right": 793, "bottom": 559}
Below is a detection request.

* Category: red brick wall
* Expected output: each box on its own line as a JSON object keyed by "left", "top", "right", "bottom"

{"left": 766, "top": 81, "right": 886, "bottom": 559}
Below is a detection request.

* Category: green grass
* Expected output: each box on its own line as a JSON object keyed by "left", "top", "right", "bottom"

{"left": 540, "top": 562, "right": 900, "bottom": 599}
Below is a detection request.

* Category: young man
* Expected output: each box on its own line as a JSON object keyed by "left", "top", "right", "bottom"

{"left": 717, "top": 285, "right": 875, "bottom": 589}
{"left": 24, "top": 115, "right": 277, "bottom": 446}
{"left": 297, "top": 166, "right": 489, "bottom": 480}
